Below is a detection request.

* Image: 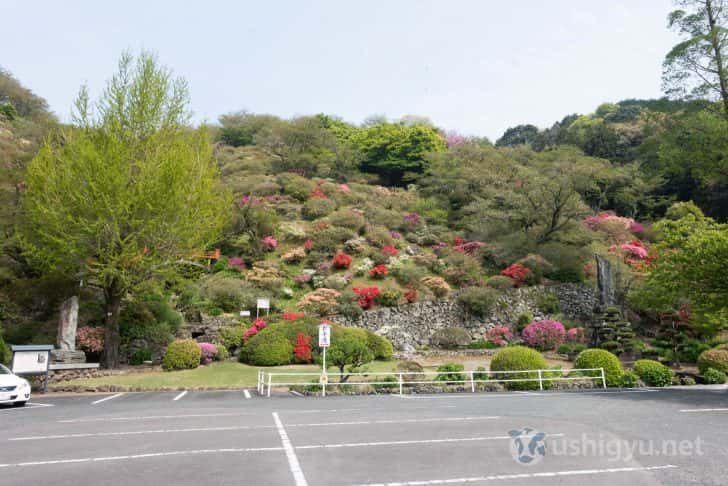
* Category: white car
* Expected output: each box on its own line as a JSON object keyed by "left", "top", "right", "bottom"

{"left": 0, "top": 364, "right": 31, "bottom": 407}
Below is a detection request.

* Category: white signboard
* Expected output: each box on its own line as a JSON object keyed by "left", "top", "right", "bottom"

{"left": 240, "top": 310, "right": 251, "bottom": 317}
{"left": 256, "top": 298, "right": 270, "bottom": 310}
{"left": 318, "top": 324, "right": 331, "bottom": 348}
{"left": 12, "top": 350, "right": 50, "bottom": 374}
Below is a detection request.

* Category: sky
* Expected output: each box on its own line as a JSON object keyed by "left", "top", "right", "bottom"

{"left": 1, "top": 0, "right": 680, "bottom": 140}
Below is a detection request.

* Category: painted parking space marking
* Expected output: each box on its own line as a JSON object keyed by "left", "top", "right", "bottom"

{"left": 395, "top": 389, "right": 659, "bottom": 399}
{"left": 273, "top": 412, "right": 309, "bottom": 486}
{"left": 172, "top": 390, "right": 187, "bottom": 401}
{"left": 680, "top": 408, "right": 728, "bottom": 413}
{"left": 91, "top": 393, "right": 125, "bottom": 405}
{"left": 295, "top": 433, "right": 565, "bottom": 450}
{"left": 350, "top": 464, "right": 678, "bottom": 485}
{"left": 243, "top": 389, "right": 251, "bottom": 399}
{"left": 286, "top": 416, "right": 500, "bottom": 428}
{"left": 0, "top": 447, "right": 283, "bottom": 469}
{"left": 0, "top": 402, "right": 55, "bottom": 411}
{"left": 58, "top": 412, "right": 254, "bottom": 423}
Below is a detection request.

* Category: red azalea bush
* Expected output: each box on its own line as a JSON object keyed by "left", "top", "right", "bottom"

{"left": 76, "top": 326, "right": 104, "bottom": 353}
{"left": 404, "top": 287, "right": 418, "bottom": 303}
{"left": 521, "top": 320, "right": 566, "bottom": 350}
{"left": 243, "top": 318, "right": 268, "bottom": 340}
{"left": 198, "top": 342, "right": 217, "bottom": 365}
{"left": 310, "top": 182, "right": 328, "bottom": 199}
{"left": 282, "top": 312, "right": 306, "bottom": 321}
{"left": 369, "top": 264, "right": 388, "bottom": 279}
{"left": 293, "top": 332, "right": 312, "bottom": 363}
{"left": 453, "top": 240, "right": 485, "bottom": 256}
{"left": 352, "top": 287, "right": 380, "bottom": 309}
{"left": 333, "top": 253, "right": 353, "bottom": 269}
{"left": 486, "top": 325, "right": 513, "bottom": 346}
{"left": 382, "top": 244, "right": 399, "bottom": 257}
{"left": 500, "top": 263, "right": 531, "bottom": 287}
{"left": 303, "top": 240, "right": 314, "bottom": 250}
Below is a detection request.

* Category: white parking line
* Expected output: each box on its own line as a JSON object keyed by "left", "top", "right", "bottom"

{"left": 0, "top": 447, "right": 283, "bottom": 469}
{"left": 273, "top": 412, "right": 309, "bottom": 486}
{"left": 350, "top": 464, "right": 678, "bottom": 485}
{"left": 172, "top": 390, "right": 187, "bottom": 401}
{"left": 59, "top": 412, "right": 253, "bottom": 423}
{"left": 295, "top": 433, "right": 565, "bottom": 450}
{"left": 680, "top": 408, "right": 728, "bottom": 413}
{"left": 1, "top": 402, "right": 55, "bottom": 411}
{"left": 287, "top": 416, "right": 500, "bottom": 428}
{"left": 91, "top": 393, "right": 125, "bottom": 405}
{"left": 395, "top": 390, "right": 658, "bottom": 399}
{"left": 243, "top": 389, "right": 251, "bottom": 399}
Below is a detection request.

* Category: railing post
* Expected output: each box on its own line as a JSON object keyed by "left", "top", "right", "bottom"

{"left": 538, "top": 369, "right": 543, "bottom": 391}
{"left": 267, "top": 373, "right": 272, "bottom": 398}
{"left": 399, "top": 373, "right": 403, "bottom": 395}
{"left": 470, "top": 371, "right": 475, "bottom": 393}
{"left": 601, "top": 368, "right": 607, "bottom": 389}
{"left": 322, "top": 377, "right": 326, "bottom": 398}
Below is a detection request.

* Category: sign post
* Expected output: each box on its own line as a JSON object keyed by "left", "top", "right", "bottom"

{"left": 256, "top": 298, "right": 270, "bottom": 319}
{"left": 318, "top": 323, "right": 331, "bottom": 397}
{"left": 10, "top": 345, "right": 53, "bottom": 392}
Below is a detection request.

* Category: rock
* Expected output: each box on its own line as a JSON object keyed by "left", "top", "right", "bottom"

{"left": 57, "top": 296, "right": 79, "bottom": 351}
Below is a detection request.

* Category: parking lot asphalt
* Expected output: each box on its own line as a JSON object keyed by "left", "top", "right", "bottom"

{"left": 2, "top": 387, "right": 727, "bottom": 486}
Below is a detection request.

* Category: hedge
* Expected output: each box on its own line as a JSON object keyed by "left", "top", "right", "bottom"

{"left": 697, "top": 348, "right": 728, "bottom": 375}
{"left": 632, "top": 359, "right": 673, "bottom": 387}
{"left": 162, "top": 339, "right": 201, "bottom": 371}
{"left": 489, "top": 346, "right": 548, "bottom": 391}
{"left": 573, "top": 349, "right": 623, "bottom": 387}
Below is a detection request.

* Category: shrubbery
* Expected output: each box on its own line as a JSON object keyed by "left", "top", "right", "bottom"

{"left": 458, "top": 286, "right": 499, "bottom": 318}
{"left": 633, "top": 359, "right": 673, "bottom": 387}
{"left": 0, "top": 329, "right": 11, "bottom": 365}
{"left": 573, "top": 349, "right": 623, "bottom": 387}
{"left": 198, "top": 342, "right": 218, "bottom": 365}
{"left": 489, "top": 346, "right": 548, "bottom": 391}
{"left": 367, "top": 332, "right": 394, "bottom": 360}
{"left": 435, "top": 363, "right": 466, "bottom": 383}
{"left": 620, "top": 370, "right": 640, "bottom": 388}
{"left": 198, "top": 275, "right": 257, "bottom": 312}
{"left": 703, "top": 368, "right": 727, "bottom": 384}
{"left": 162, "top": 339, "right": 202, "bottom": 371}
{"left": 697, "top": 348, "right": 728, "bottom": 374}
{"left": 396, "top": 360, "right": 425, "bottom": 382}
{"left": 486, "top": 275, "right": 513, "bottom": 290}
{"left": 245, "top": 333, "right": 293, "bottom": 366}
{"left": 536, "top": 293, "right": 560, "bottom": 314}
{"left": 521, "top": 320, "right": 566, "bottom": 351}
{"left": 376, "top": 288, "right": 401, "bottom": 307}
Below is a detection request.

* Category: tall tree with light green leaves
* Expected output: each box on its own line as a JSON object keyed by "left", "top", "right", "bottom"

{"left": 21, "top": 52, "right": 229, "bottom": 368}
{"left": 663, "top": 0, "right": 728, "bottom": 115}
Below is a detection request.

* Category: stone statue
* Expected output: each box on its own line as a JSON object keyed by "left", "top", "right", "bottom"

{"left": 52, "top": 296, "right": 86, "bottom": 364}
{"left": 57, "top": 296, "right": 79, "bottom": 351}
{"left": 595, "top": 254, "right": 616, "bottom": 307}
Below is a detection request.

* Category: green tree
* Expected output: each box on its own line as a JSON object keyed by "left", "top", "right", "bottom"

{"left": 326, "top": 335, "right": 374, "bottom": 383}
{"left": 663, "top": 0, "right": 728, "bottom": 115}
{"left": 349, "top": 122, "right": 446, "bottom": 186}
{"left": 495, "top": 124, "right": 540, "bottom": 148}
{"left": 21, "top": 52, "right": 229, "bottom": 368}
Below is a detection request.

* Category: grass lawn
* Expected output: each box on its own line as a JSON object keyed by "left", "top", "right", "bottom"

{"left": 50, "top": 360, "right": 402, "bottom": 391}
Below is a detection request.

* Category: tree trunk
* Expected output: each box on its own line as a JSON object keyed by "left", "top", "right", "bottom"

{"left": 706, "top": 0, "right": 728, "bottom": 117}
{"left": 103, "top": 281, "right": 123, "bottom": 369}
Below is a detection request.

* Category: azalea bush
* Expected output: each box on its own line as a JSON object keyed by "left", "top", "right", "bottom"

{"left": 260, "top": 235, "right": 278, "bottom": 251}
{"left": 293, "top": 332, "right": 312, "bottom": 363}
{"left": 243, "top": 318, "right": 268, "bottom": 340}
{"left": 297, "top": 288, "right": 341, "bottom": 316}
{"left": 521, "top": 320, "right": 566, "bottom": 350}
{"left": 352, "top": 287, "right": 380, "bottom": 309}
{"left": 404, "top": 286, "right": 418, "bottom": 303}
{"left": 487, "top": 325, "right": 513, "bottom": 346}
{"left": 500, "top": 263, "right": 531, "bottom": 287}
{"left": 369, "top": 264, "right": 388, "bottom": 279}
{"left": 566, "top": 327, "right": 586, "bottom": 343}
{"left": 198, "top": 342, "right": 217, "bottom": 365}
{"left": 332, "top": 253, "right": 353, "bottom": 269}
{"left": 282, "top": 312, "right": 306, "bottom": 321}
{"left": 382, "top": 244, "right": 399, "bottom": 257}
{"left": 227, "top": 257, "right": 246, "bottom": 271}
{"left": 77, "top": 326, "right": 105, "bottom": 354}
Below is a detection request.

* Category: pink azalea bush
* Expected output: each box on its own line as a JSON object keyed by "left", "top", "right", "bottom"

{"left": 198, "top": 342, "right": 217, "bottom": 365}
{"left": 243, "top": 318, "right": 268, "bottom": 340}
{"left": 261, "top": 236, "right": 278, "bottom": 251}
{"left": 566, "top": 327, "right": 586, "bottom": 343}
{"left": 228, "top": 257, "right": 246, "bottom": 271}
{"left": 76, "top": 326, "right": 104, "bottom": 353}
{"left": 486, "top": 325, "right": 513, "bottom": 346}
{"left": 521, "top": 320, "right": 566, "bottom": 351}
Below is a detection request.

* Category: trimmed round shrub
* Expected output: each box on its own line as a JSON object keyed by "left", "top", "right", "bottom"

{"left": 162, "top": 339, "right": 202, "bottom": 371}
{"left": 431, "top": 327, "right": 471, "bottom": 349}
{"left": 574, "top": 349, "right": 623, "bottom": 387}
{"left": 516, "top": 311, "right": 533, "bottom": 333}
{"left": 489, "top": 346, "right": 548, "bottom": 391}
{"left": 458, "top": 286, "right": 500, "bottom": 318}
{"left": 697, "top": 348, "right": 728, "bottom": 374}
{"left": 521, "top": 320, "right": 566, "bottom": 351}
{"left": 633, "top": 359, "right": 673, "bottom": 387}
{"left": 245, "top": 333, "right": 293, "bottom": 366}
{"left": 703, "top": 368, "right": 727, "bottom": 384}
{"left": 435, "top": 363, "right": 466, "bottom": 383}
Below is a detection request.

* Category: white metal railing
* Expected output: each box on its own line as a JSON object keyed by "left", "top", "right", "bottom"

{"left": 256, "top": 367, "right": 606, "bottom": 397}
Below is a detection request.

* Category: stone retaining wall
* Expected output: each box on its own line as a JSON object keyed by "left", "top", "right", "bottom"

{"left": 333, "top": 283, "right": 597, "bottom": 351}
